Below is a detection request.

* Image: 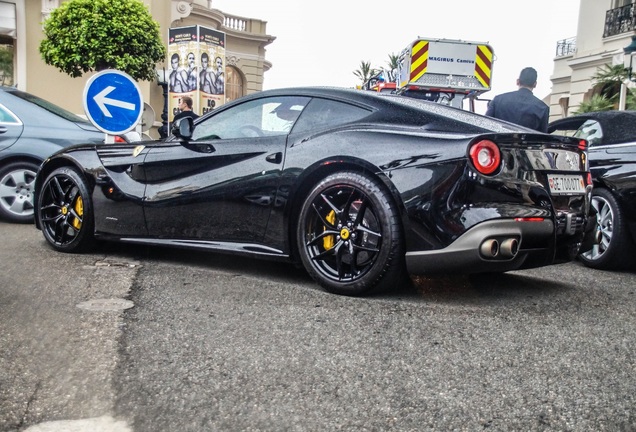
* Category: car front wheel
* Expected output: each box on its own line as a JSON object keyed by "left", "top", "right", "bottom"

{"left": 37, "top": 166, "right": 95, "bottom": 253}
{"left": 296, "top": 171, "right": 405, "bottom": 296}
{"left": 0, "top": 161, "right": 39, "bottom": 223}
{"left": 579, "top": 188, "right": 634, "bottom": 270}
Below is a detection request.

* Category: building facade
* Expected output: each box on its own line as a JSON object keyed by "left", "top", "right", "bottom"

{"left": 0, "top": 0, "right": 274, "bottom": 137}
{"left": 550, "top": 0, "right": 635, "bottom": 120}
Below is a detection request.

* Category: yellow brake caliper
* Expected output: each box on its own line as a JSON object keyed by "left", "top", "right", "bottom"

{"left": 71, "top": 196, "right": 83, "bottom": 230}
{"left": 323, "top": 210, "right": 336, "bottom": 250}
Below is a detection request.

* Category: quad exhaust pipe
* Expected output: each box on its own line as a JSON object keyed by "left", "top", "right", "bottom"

{"left": 480, "top": 237, "right": 519, "bottom": 259}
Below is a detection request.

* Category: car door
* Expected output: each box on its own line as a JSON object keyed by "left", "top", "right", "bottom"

{"left": 142, "top": 95, "right": 310, "bottom": 244}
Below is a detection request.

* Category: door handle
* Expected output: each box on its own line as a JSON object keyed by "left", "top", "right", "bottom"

{"left": 0, "top": 126, "right": 6, "bottom": 134}
{"left": 265, "top": 152, "right": 282, "bottom": 164}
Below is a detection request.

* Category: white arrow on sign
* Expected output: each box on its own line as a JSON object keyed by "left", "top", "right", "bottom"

{"left": 94, "top": 86, "right": 136, "bottom": 118}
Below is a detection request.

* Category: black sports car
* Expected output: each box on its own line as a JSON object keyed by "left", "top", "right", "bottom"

{"left": 34, "top": 87, "right": 593, "bottom": 296}
{"left": 549, "top": 110, "right": 636, "bottom": 270}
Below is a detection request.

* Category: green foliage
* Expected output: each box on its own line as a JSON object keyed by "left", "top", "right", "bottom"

{"left": 353, "top": 61, "right": 377, "bottom": 86}
{"left": 0, "top": 46, "right": 13, "bottom": 84}
{"left": 39, "top": 0, "right": 166, "bottom": 81}
{"left": 573, "top": 94, "right": 615, "bottom": 114}
{"left": 386, "top": 53, "right": 399, "bottom": 82}
{"left": 573, "top": 64, "right": 636, "bottom": 113}
{"left": 627, "top": 88, "right": 636, "bottom": 110}
{"left": 591, "top": 64, "right": 629, "bottom": 100}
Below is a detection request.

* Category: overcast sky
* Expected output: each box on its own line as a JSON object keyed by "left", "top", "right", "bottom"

{"left": 212, "top": 0, "right": 580, "bottom": 107}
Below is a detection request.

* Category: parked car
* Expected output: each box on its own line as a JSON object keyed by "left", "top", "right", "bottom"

{"left": 549, "top": 111, "right": 636, "bottom": 270}
{"left": 34, "top": 87, "right": 593, "bottom": 296}
{"left": 0, "top": 86, "right": 134, "bottom": 223}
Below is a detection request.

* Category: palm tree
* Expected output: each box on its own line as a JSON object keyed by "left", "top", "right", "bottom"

{"left": 577, "top": 64, "right": 636, "bottom": 111}
{"left": 386, "top": 53, "right": 399, "bottom": 82}
{"left": 353, "top": 61, "right": 377, "bottom": 86}
{"left": 574, "top": 94, "right": 615, "bottom": 114}
{"left": 591, "top": 64, "right": 629, "bottom": 101}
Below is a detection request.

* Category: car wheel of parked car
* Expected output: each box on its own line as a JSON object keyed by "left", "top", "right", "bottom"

{"left": 37, "top": 166, "right": 95, "bottom": 253}
{"left": 579, "top": 188, "right": 634, "bottom": 270}
{"left": 0, "top": 161, "right": 39, "bottom": 223}
{"left": 296, "top": 171, "right": 405, "bottom": 296}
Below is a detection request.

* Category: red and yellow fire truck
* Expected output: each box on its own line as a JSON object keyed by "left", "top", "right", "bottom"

{"left": 362, "top": 37, "right": 495, "bottom": 112}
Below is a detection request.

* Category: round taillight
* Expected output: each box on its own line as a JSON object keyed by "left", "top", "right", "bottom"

{"left": 469, "top": 140, "right": 501, "bottom": 175}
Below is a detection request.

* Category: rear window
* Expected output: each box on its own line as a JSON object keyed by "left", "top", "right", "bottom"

{"left": 573, "top": 120, "right": 603, "bottom": 147}
{"left": 293, "top": 98, "right": 371, "bottom": 133}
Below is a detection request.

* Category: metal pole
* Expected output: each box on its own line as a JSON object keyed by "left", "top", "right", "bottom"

{"left": 158, "top": 82, "right": 169, "bottom": 138}
{"left": 619, "top": 82, "right": 628, "bottom": 111}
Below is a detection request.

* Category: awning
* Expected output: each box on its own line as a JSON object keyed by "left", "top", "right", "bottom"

{"left": 0, "top": 2, "right": 16, "bottom": 38}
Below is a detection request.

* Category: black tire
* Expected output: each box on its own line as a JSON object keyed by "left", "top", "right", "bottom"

{"left": 579, "top": 188, "right": 634, "bottom": 270}
{"left": 0, "top": 161, "right": 39, "bottom": 223}
{"left": 296, "top": 171, "right": 405, "bottom": 296}
{"left": 37, "top": 166, "right": 95, "bottom": 253}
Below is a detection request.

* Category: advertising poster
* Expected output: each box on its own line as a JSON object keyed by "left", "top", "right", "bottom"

{"left": 168, "top": 26, "right": 198, "bottom": 123}
{"left": 198, "top": 26, "right": 226, "bottom": 115}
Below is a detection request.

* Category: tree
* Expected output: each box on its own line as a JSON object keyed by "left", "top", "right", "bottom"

{"left": 353, "top": 61, "right": 377, "bottom": 86}
{"left": 573, "top": 63, "right": 636, "bottom": 112}
{"left": 573, "top": 94, "right": 615, "bottom": 114}
{"left": 39, "top": 0, "right": 166, "bottom": 81}
{"left": 385, "top": 53, "right": 399, "bottom": 82}
{"left": 0, "top": 46, "right": 13, "bottom": 85}
{"left": 591, "top": 64, "right": 628, "bottom": 101}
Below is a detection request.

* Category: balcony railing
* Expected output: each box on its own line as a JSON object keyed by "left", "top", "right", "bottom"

{"left": 556, "top": 37, "right": 576, "bottom": 57}
{"left": 604, "top": 3, "right": 636, "bottom": 38}
{"left": 224, "top": 14, "right": 247, "bottom": 32}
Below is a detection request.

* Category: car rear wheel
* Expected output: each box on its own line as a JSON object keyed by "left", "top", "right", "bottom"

{"left": 37, "top": 166, "right": 95, "bottom": 253}
{"left": 0, "top": 161, "right": 39, "bottom": 223}
{"left": 296, "top": 171, "right": 405, "bottom": 296}
{"left": 579, "top": 188, "right": 634, "bottom": 270}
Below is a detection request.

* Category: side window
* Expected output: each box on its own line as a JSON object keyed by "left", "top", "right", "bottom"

{"left": 574, "top": 120, "right": 603, "bottom": 147}
{"left": 293, "top": 98, "right": 372, "bottom": 133}
{"left": 192, "top": 96, "right": 310, "bottom": 141}
{"left": 0, "top": 104, "right": 19, "bottom": 124}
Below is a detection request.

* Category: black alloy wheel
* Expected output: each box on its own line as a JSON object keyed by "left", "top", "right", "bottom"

{"left": 37, "top": 167, "right": 95, "bottom": 253}
{"left": 296, "top": 171, "right": 405, "bottom": 296}
{"left": 579, "top": 188, "right": 634, "bottom": 270}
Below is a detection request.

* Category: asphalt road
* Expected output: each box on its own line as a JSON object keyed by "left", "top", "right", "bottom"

{"left": 1, "top": 221, "right": 635, "bottom": 431}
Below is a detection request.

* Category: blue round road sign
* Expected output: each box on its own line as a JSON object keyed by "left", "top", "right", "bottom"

{"left": 83, "top": 70, "right": 143, "bottom": 135}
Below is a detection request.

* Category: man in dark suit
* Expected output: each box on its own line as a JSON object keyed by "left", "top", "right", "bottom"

{"left": 485, "top": 67, "right": 549, "bottom": 132}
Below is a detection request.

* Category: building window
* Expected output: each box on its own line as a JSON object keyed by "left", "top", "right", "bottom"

{"left": 0, "top": 40, "right": 13, "bottom": 86}
{"left": 613, "top": 0, "right": 634, "bottom": 7}
{"left": 1, "top": 0, "right": 24, "bottom": 88}
{"left": 0, "top": 1, "right": 15, "bottom": 86}
{"left": 225, "top": 66, "right": 243, "bottom": 103}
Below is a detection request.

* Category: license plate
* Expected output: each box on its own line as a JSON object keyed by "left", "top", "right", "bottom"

{"left": 547, "top": 174, "right": 586, "bottom": 195}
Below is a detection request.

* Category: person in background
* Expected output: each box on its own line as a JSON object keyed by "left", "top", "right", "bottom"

{"left": 173, "top": 96, "right": 199, "bottom": 122}
{"left": 485, "top": 67, "right": 549, "bottom": 133}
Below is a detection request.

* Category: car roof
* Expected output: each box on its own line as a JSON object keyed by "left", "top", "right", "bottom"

{"left": 207, "top": 86, "right": 529, "bottom": 134}
{"left": 549, "top": 110, "right": 636, "bottom": 145}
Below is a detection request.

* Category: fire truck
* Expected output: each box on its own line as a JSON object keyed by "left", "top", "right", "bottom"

{"left": 360, "top": 69, "right": 397, "bottom": 94}
{"left": 362, "top": 37, "right": 495, "bottom": 112}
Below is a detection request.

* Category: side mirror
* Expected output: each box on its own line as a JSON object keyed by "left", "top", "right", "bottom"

{"left": 171, "top": 117, "right": 194, "bottom": 140}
